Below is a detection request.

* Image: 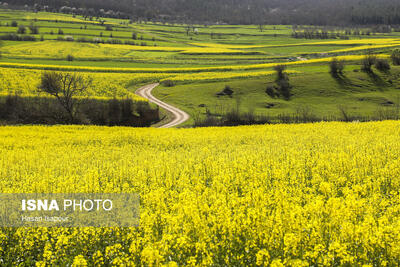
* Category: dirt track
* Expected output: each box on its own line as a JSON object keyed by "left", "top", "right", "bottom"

{"left": 135, "top": 83, "right": 190, "bottom": 128}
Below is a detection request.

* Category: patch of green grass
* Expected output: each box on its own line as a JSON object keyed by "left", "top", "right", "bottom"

{"left": 153, "top": 65, "right": 400, "bottom": 126}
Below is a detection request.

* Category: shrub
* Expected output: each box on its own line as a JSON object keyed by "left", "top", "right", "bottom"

{"left": 124, "top": 40, "right": 136, "bottom": 45}
{"left": 28, "top": 24, "right": 39, "bottom": 34}
{"left": 0, "top": 34, "right": 35, "bottom": 41}
{"left": 329, "top": 58, "right": 345, "bottom": 74}
{"left": 64, "top": 35, "right": 74, "bottom": 42}
{"left": 0, "top": 95, "right": 159, "bottom": 126}
{"left": 361, "top": 54, "right": 377, "bottom": 72}
{"left": 92, "top": 37, "right": 103, "bottom": 43}
{"left": 277, "top": 78, "right": 291, "bottom": 100}
{"left": 105, "top": 25, "right": 113, "bottom": 31}
{"left": 266, "top": 85, "right": 277, "bottom": 98}
{"left": 217, "top": 85, "right": 234, "bottom": 96}
{"left": 274, "top": 65, "right": 287, "bottom": 80}
{"left": 391, "top": 49, "right": 400, "bottom": 65}
{"left": 273, "top": 65, "right": 292, "bottom": 100}
{"left": 375, "top": 59, "right": 391, "bottom": 72}
{"left": 11, "top": 21, "right": 18, "bottom": 27}
{"left": 161, "top": 80, "right": 175, "bottom": 87}
{"left": 66, "top": 54, "right": 74, "bottom": 61}
{"left": 58, "top": 28, "right": 64, "bottom": 35}
{"left": 17, "top": 25, "right": 26, "bottom": 34}
{"left": 106, "top": 39, "right": 122, "bottom": 44}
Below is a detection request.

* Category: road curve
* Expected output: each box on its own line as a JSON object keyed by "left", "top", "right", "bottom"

{"left": 135, "top": 83, "right": 190, "bottom": 128}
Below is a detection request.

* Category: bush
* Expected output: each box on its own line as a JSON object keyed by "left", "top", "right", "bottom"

{"left": 17, "top": 25, "right": 26, "bottom": 34}
{"left": 374, "top": 59, "right": 391, "bottom": 72}
{"left": 106, "top": 38, "right": 122, "bottom": 44}
{"left": 391, "top": 49, "right": 400, "bottom": 65}
{"left": 361, "top": 54, "right": 377, "bottom": 72}
{"left": 0, "top": 95, "right": 159, "bottom": 127}
{"left": 277, "top": 78, "right": 291, "bottom": 100}
{"left": 28, "top": 24, "right": 39, "bottom": 34}
{"left": 64, "top": 35, "right": 74, "bottom": 42}
{"left": 217, "top": 85, "right": 234, "bottom": 96}
{"left": 11, "top": 21, "right": 18, "bottom": 27}
{"left": 92, "top": 37, "right": 103, "bottom": 43}
{"left": 0, "top": 34, "right": 36, "bottom": 41}
{"left": 58, "top": 28, "right": 64, "bottom": 35}
{"left": 329, "top": 58, "right": 345, "bottom": 74}
{"left": 66, "top": 54, "right": 74, "bottom": 61}
{"left": 124, "top": 40, "right": 136, "bottom": 45}
{"left": 274, "top": 65, "right": 287, "bottom": 80}
{"left": 266, "top": 85, "right": 277, "bottom": 98}
{"left": 273, "top": 65, "right": 292, "bottom": 100}
{"left": 161, "top": 80, "right": 175, "bottom": 87}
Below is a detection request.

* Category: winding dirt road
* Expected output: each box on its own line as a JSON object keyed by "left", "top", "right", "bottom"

{"left": 135, "top": 83, "right": 190, "bottom": 128}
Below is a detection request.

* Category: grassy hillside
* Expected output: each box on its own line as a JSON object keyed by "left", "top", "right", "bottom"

{"left": 154, "top": 64, "right": 400, "bottom": 126}
{"left": 0, "top": 9, "right": 400, "bottom": 126}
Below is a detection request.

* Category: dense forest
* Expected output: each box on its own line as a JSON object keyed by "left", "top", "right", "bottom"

{"left": 4, "top": 0, "right": 400, "bottom": 25}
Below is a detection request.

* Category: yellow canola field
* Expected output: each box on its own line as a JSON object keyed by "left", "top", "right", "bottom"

{"left": 1, "top": 41, "right": 131, "bottom": 59}
{"left": 0, "top": 54, "right": 388, "bottom": 74}
{"left": 162, "top": 70, "right": 300, "bottom": 83}
{"left": 2, "top": 41, "right": 260, "bottom": 59}
{"left": 329, "top": 43, "right": 400, "bottom": 53}
{"left": 23, "top": 12, "right": 109, "bottom": 24}
{"left": 191, "top": 38, "right": 400, "bottom": 50}
{"left": 0, "top": 67, "right": 170, "bottom": 99}
{"left": 190, "top": 42, "right": 266, "bottom": 49}
{"left": 261, "top": 38, "right": 400, "bottom": 48}
{"left": 0, "top": 121, "right": 399, "bottom": 265}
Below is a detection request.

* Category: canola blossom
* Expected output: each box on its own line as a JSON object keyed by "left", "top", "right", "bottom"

{"left": 2, "top": 41, "right": 263, "bottom": 59}
{"left": 0, "top": 67, "right": 173, "bottom": 99}
{"left": 0, "top": 121, "right": 399, "bottom": 265}
{"left": 260, "top": 38, "right": 400, "bottom": 48}
{"left": 0, "top": 54, "right": 388, "bottom": 75}
{"left": 161, "top": 70, "right": 300, "bottom": 83}
{"left": 329, "top": 43, "right": 400, "bottom": 53}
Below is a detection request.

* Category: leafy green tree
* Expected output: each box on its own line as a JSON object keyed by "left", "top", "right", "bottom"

{"left": 329, "top": 58, "right": 345, "bottom": 74}
{"left": 17, "top": 25, "right": 26, "bottom": 34}
{"left": 273, "top": 65, "right": 292, "bottom": 100}
{"left": 391, "top": 49, "right": 400, "bottom": 65}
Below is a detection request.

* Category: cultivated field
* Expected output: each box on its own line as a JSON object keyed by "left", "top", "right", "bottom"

{"left": 1, "top": 7, "right": 400, "bottom": 266}
{"left": 1, "top": 121, "right": 400, "bottom": 265}
{"left": 1, "top": 9, "right": 400, "bottom": 125}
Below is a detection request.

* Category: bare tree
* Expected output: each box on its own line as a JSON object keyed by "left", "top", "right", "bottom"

{"left": 37, "top": 72, "right": 93, "bottom": 122}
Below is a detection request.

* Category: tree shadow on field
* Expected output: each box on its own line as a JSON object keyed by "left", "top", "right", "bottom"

{"left": 330, "top": 72, "right": 352, "bottom": 89}
{"left": 365, "top": 71, "right": 386, "bottom": 89}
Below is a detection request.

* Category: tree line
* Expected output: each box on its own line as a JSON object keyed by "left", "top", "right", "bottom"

{"left": 5, "top": 0, "right": 400, "bottom": 26}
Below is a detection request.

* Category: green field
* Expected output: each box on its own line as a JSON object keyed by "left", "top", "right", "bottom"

{"left": 1, "top": 9, "right": 400, "bottom": 126}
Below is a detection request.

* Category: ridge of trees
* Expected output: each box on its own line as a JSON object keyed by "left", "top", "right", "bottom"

{"left": 3, "top": 0, "right": 400, "bottom": 26}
